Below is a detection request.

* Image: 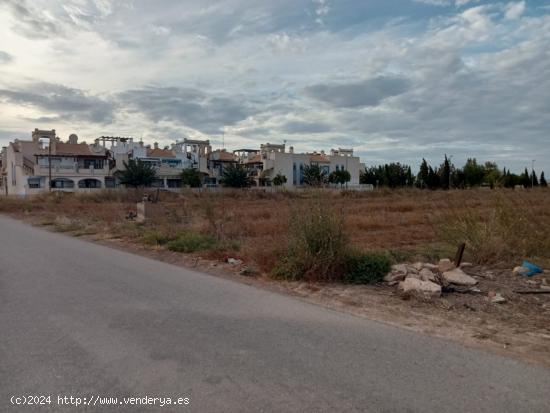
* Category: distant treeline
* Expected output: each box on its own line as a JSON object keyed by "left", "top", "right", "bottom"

{"left": 360, "top": 156, "right": 547, "bottom": 189}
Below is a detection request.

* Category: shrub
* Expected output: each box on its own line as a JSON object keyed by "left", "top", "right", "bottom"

{"left": 273, "top": 201, "right": 349, "bottom": 281}
{"left": 344, "top": 251, "right": 391, "bottom": 284}
{"left": 141, "top": 229, "right": 173, "bottom": 246}
{"left": 166, "top": 232, "right": 218, "bottom": 253}
{"left": 439, "top": 193, "right": 550, "bottom": 265}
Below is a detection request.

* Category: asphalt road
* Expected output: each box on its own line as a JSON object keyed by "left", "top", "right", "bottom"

{"left": 1, "top": 215, "right": 550, "bottom": 412}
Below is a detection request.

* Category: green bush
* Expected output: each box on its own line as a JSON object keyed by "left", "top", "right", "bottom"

{"left": 344, "top": 251, "right": 391, "bottom": 284}
{"left": 273, "top": 201, "right": 349, "bottom": 282}
{"left": 141, "top": 230, "right": 172, "bottom": 246}
{"left": 166, "top": 232, "right": 218, "bottom": 253}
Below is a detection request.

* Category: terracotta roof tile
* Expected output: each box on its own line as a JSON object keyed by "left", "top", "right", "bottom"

{"left": 246, "top": 154, "right": 263, "bottom": 164}
{"left": 309, "top": 154, "right": 330, "bottom": 163}
{"left": 147, "top": 148, "right": 176, "bottom": 158}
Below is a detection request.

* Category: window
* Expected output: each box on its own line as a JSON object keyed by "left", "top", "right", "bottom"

{"left": 28, "top": 178, "right": 42, "bottom": 188}
{"left": 293, "top": 163, "right": 297, "bottom": 185}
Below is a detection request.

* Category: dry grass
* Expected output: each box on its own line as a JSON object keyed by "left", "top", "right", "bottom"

{"left": 2, "top": 188, "right": 550, "bottom": 270}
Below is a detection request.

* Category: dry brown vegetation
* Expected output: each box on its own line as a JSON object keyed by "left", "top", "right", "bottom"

{"left": 2, "top": 188, "right": 550, "bottom": 270}
{"left": 2, "top": 188, "right": 550, "bottom": 366}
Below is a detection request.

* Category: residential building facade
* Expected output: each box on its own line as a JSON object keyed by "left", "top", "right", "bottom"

{"left": 0, "top": 129, "right": 365, "bottom": 194}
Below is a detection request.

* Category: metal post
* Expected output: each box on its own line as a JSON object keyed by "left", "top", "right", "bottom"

{"left": 48, "top": 137, "right": 52, "bottom": 192}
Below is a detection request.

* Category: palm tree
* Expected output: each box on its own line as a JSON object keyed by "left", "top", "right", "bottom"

{"left": 303, "top": 164, "right": 328, "bottom": 186}
{"left": 272, "top": 173, "right": 287, "bottom": 186}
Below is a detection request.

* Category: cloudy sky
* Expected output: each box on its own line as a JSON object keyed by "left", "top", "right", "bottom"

{"left": 0, "top": 0, "right": 549, "bottom": 172}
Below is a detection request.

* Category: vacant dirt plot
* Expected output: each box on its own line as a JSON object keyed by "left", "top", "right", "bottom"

{"left": 2, "top": 188, "right": 550, "bottom": 366}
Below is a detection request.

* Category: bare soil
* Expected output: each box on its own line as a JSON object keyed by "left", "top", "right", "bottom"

{"left": 2, "top": 189, "right": 550, "bottom": 368}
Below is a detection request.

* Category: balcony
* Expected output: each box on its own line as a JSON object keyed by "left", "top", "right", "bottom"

{"left": 34, "top": 165, "right": 110, "bottom": 176}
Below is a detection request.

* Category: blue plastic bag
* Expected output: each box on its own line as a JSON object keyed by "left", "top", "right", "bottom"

{"left": 522, "top": 260, "right": 543, "bottom": 277}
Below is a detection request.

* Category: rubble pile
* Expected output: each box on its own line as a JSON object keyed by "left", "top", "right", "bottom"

{"left": 385, "top": 258, "right": 479, "bottom": 299}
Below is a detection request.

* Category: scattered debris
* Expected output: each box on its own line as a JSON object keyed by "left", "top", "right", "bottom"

{"left": 399, "top": 278, "right": 442, "bottom": 298}
{"left": 514, "top": 289, "right": 550, "bottom": 295}
{"left": 227, "top": 258, "right": 243, "bottom": 266}
{"left": 438, "top": 258, "right": 455, "bottom": 273}
{"left": 419, "top": 268, "right": 437, "bottom": 282}
{"left": 488, "top": 291, "right": 506, "bottom": 304}
{"left": 521, "top": 260, "right": 543, "bottom": 277}
{"left": 513, "top": 266, "right": 529, "bottom": 276}
{"left": 442, "top": 268, "right": 478, "bottom": 286}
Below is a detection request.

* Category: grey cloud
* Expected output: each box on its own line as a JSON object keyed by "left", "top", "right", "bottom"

{"left": 279, "top": 120, "right": 331, "bottom": 134}
{"left": 0, "top": 83, "right": 115, "bottom": 124}
{"left": 0, "top": 51, "right": 13, "bottom": 64}
{"left": 118, "top": 87, "right": 260, "bottom": 134}
{"left": 304, "top": 76, "right": 411, "bottom": 108}
{"left": 1, "top": 0, "right": 62, "bottom": 39}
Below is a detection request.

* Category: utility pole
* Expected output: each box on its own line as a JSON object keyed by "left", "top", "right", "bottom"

{"left": 48, "top": 139, "right": 52, "bottom": 191}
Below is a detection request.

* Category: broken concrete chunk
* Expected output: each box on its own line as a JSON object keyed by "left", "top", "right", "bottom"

{"left": 438, "top": 258, "right": 455, "bottom": 273}
{"left": 488, "top": 291, "right": 506, "bottom": 304}
{"left": 423, "top": 263, "right": 439, "bottom": 271}
{"left": 399, "top": 278, "right": 442, "bottom": 298}
{"left": 513, "top": 266, "right": 529, "bottom": 276}
{"left": 384, "top": 271, "right": 407, "bottom": 283}
{"left": 412, "top": 262, "right": 424, "bottom": 271}
{"left": 442, "top": 268, "right": 478, "bottom": 286}
{"left": 419, "top": 268, "right": 437, "bottom": 282}
{"left": 391, "top": 264, "right": 408, "bottom": 275}
{"left": 459, "top": 262, "right": 473, "bottom": 268}
{"left": 227, "top": 258, "right": 243, "bottom": 265}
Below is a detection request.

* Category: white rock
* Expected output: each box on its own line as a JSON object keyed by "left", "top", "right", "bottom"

{"left": 227, "top": 258, "right": 243, "bottom": 265}
{"left": 419, "top": 268, "right": 437, "bottom": 282}
{"left": 438, "top": 258, "right": 455, "bottom": 273}
{"left": 459, "top": 262, "right": 473, "bottom": 268}
{"left": 513, "top": 266, "right": 529, "bottom": 276}
{"left": 412, "top": 262, "right": 424, "bottom": 271}
{"left": 384, "top": 272, "right": 407, "bottom": 283}
{"left": 399, "top": 278, "right": 441, "bottom": 298}
{"left": 391, "top": 264, "right": 408, "bottom": 275}
{"left": 490, "top": 293, "right": 506, "bottom": 304}
{"left": 442, "top": 268, "right": 478, "bottom": 286}
{"left": 423, "top": 263, "right": 439, "bottom": 271}
{"left": 406, "top": 266, "right": 420, "bottom": 275}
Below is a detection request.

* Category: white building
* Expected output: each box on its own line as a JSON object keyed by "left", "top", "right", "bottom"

{"left": 237, "top": 143, "right": 364, "bottom": 188}
{"left": 1, "top": 129, "right": 111, "bottom": 195}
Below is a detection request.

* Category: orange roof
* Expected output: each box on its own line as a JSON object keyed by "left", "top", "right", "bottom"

{"left": 246, "top": 154, "right": 262, "bottom": 164}
{"left": 147, "top": 148, "right": 176, "bottom": 158}
{"left": 309, "top": 154, "right": 330, "bottom": 163}
{"left": 210, "top": 150, "right": 236, "bottom": 162}
{"left": 54, "top": 142, "right": 95, "bottom": 156}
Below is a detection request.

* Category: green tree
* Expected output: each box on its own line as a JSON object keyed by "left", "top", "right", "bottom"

{"left": 540, "top": 171, "right": 547, "bottom": 187}
{"left": 119, "top": 159, "right": 157, "bottom": 188}
{"left": 483, "top": 161, "right": 501, "bottom": 187}
{"left": 462, "top": 158, "right": 485, "bottom": 187}
{"left": 220, "top": 163, "right": 252, "bottom": 188}
{"left": 439, "top": 155, "right": 451, "bottom": 190}
{"left": 520, "top": 168, "right": 531, "bottom": 187}
{"left": 303, "top": 164, "right": 328, "bottom": 186}
{"left": 181, "top": 168, "right": 202, "bottom": 188}
{"left": 272, "top": 172, "right": 287, "bottom": 186}
{"left": 329, "top": 169, "right": 351, "bottom": 187}
{"left": 531, "top": 170, "right": 539, "bottom": 187}
{"left": 427, "top": 166, "right": 439, "bottom": 189}
{"left": 417, "top": 158, "right": 429, "bottom": 188}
